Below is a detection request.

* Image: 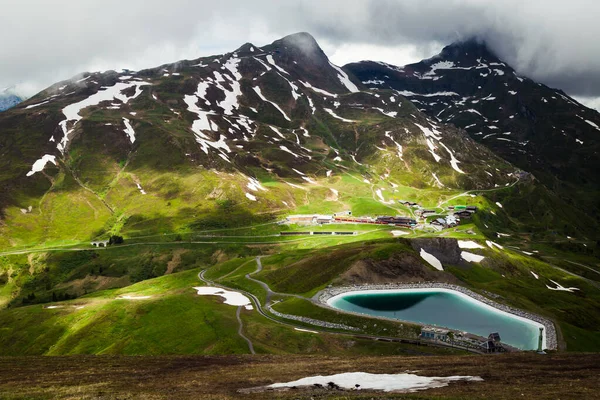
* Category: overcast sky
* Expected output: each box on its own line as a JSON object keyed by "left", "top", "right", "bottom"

{"left": 2, "top": 0, "right": 599, "bottom": 110}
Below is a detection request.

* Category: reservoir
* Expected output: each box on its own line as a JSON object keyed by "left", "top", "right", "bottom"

{"left": 327, "top": 288, "right": 545, "bottom": 350}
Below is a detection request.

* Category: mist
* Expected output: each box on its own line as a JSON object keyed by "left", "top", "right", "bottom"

{"left": 1, "top": 0, "right": 599, "bottom": 109}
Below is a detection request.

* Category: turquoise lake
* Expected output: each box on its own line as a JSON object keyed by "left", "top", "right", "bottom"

{"left": 327, "top": 289, "right": 544, "bottom": 350}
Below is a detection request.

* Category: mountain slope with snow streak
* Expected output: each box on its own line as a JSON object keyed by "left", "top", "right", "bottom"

{"left": 346, "top": 38, "right": 600, "bottom": 238}
{"left": 0, "top": 31, "right": 576, "bottom": 254}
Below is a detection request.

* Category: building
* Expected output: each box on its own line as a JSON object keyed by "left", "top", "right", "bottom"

{"left": 466, "top": 206, "right": 478, "bottom": 212}
{"left": 431, "top": 218, "right": 447, "bottom": 227}
{"left": 315, "top": 215, "right": 334, "bottom": 224}
{"left": 286, "top": 215, "right": 317, "bottom": 224}
{"left": 376, "top": 216, "right": 417, "bottom": 227}
{"left": 454, "top": 210, "right": 473, "bottom": 218}
{"left": 480, "top": 332, "right": 504, "bottom": 353}
{"left": 420, "top": 209, "right": 437, "bottom": 218}
{"left": 445, "top": 215, "right": 459, "bottom": 227}
{"left": 420, "top": 327, "right": 449, "bottom": 341}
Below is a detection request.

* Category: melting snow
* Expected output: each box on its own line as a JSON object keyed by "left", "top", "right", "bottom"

{"left": 253, "top": 87, "right": 291, "bottom": 121}
{"left": 546, "top": 280, "right": 579, "bottom": 293}
{"left": 119, "top": 295, "right": 151, "bottom": 300}
{"left": 279, "top": 145, "right": 299, "bottom": 158}
{"left": 458, "top": 240, "right": 485, "bottom": 249}
{"left": 426, "top": 138, "right": 442, "bottom": 162}
{"left": 432, "top": 173, "right": 444, "bottom": 187}
{"left": 26, "top": 155, "right": 57, "bottom": 177}
{"left": 25, "top": 100, "right": 50, "bottom": 109}
{"left": 266, "top": 55, "right": 290, "bottom": 75}
{"left": 420, "top": 248, "right": 443, "bottom": 271}
{"left": 184, "top": 92, "right": 230, "bottom": 160}
{"left": 329, "top": 61, "right": 359, "bottom": 92}
{"left": 495, "top": 202, "right": 503, "bottom": 208}
{"left": 299, "top": 81, "right": 338, "bottom": 97}
{"left": 373, "top": 107, "right": 398, "bottom": 118}
{"left": 266, "top": 372, "right": 482, "bottom": 393}
{"left": 136, "top": 183, "right": 147, "bottom": 195}
{"left": 486, "top": 240, "right": 504, "bottom": 250}
{"left": 245, "top": 193, "right": 257, "bottom": 201}
{"left": 461, "top": 251, "right": 485, "bottom": 263}
{"left": 439, "top": 142, "right": 465, "bottom": 174}
{"left": 247, "top": 177, "right": 267, "bottom": 192}
{"left": 122, "top": 118, "right": 136, "bottom": 143}
{"left": 583, "top": 119, "right": 600, "bottom": 131}
{"left": 294, "top": 328, "right": 319, "bottom": 334}
{"left": 324, "top": 108, "right": 356, "bottom": 123}
{"left": 194, "top": 286, "right": 253, "bottom": 309}
{"left": 397, "top": 90, "right": 459, "bottom": 97}
{"left": 531, "top": 271, "right": 539, "bottom": 279}
{"left": 57, "top": 81, "right": 151, "bottom": 153}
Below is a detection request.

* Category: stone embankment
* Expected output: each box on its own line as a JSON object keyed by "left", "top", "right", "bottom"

{"left": 317, "top": 282, "right": 557, "bottom": 350}
{"left": 267, "top": 306, "right": 360, "bottom": 332}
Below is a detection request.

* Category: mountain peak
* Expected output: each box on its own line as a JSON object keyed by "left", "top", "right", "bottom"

{"left": 433, "top": 38, "right": 501, "bottom": 64}
{"left": 271, "top": 32, "right": 326, "bottom": 61}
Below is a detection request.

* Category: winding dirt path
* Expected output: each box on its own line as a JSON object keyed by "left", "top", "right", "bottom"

{"left": 236, "top": 306, "right": 255, "bottom": 354}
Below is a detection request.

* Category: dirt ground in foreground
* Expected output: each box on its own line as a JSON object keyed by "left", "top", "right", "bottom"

{"left": 0, "top": 353, "right": 598, "bottom": 399}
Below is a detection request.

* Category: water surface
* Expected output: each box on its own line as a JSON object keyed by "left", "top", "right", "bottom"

{"left": 328, "top": 289, "right": 544, "bottom": 350}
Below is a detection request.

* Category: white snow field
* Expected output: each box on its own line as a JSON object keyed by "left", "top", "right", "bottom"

{"left": 57, "top": 81, "right": 151, "bottom": 153}
{"left": 419, "top": 248, "right": 443, "bottom": 271}
{"left": 26, "top": 154, "right": 57, "bottom": 177}
{"left": 193, "top": 286, "right": 253, "bottom": 310}
{"left": 458, "top": 240, "right": 485, "bottom": 249}
{"left": 324, "top": 108, "right": 356, "bottom": 123}
{"left": 461, "top": 251, "right": 485, "bottom": 263}
{"left": 267, "top": 372, "right": 482, "bottom": 393}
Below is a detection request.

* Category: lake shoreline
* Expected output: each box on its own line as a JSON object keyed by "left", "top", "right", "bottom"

{"left": 316, "top": 282, "right": 557, "bottom": 350}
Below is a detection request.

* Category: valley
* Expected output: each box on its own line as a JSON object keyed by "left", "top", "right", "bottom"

{"left": 0, "top": 29, "right": 599, "bottom": 398}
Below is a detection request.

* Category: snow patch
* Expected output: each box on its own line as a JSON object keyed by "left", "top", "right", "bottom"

{"left": 420, "top": 248, "right": 443, "bottom": 271}
{"left": 294, "top": 328, "right": 319, "bottom": 334}
{"left": 122, "top": 118, "right": 136, "bottom": 143}
{"left": 194, "top": 286, "right": 253, "bottom": 309}
{"left": 299, "top": 81, "right": 338, "bottom": 97}
{"left": 57, "top": 81, "right": 151, "bottom": 153}
{"left": 546, "top": 280, "right": 579, "bottom": 293}
{"left": 329, "top": 61, "right": 359, "bottom": 92}
{"left": 26, "top": 155, "right": 57, "bottom": 177}
{"left": 119, "top": 295, "right": 152, "bottom": 300}
{"left": 530, "top": 271, "right": 539, "bottom": 280}
{"left": 324, "top": 108, "right": 355, "bottom": 123}
{"left": 461, "top": 251, "right": 485, "bottom": 263}
{"left": 458, "top": 240, "right": 484, "bottom": 249}
{"left": 136, "top": 183, "right": 147, "bottom": 195}
{"left": 486, "top": 240, "right": 504, "bottom": 250}
{"left": 253, "top": 87, "right": 291, "bottom": 121}
{"left": 266, "top": 372, "right": 483, "bottom": 393}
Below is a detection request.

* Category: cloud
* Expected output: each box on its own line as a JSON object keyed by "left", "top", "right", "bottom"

{"left": 1, "top": 0, "right": 599, "bottom": 108}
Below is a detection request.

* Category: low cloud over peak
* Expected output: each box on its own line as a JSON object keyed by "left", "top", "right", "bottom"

{"left": 1, "top": 0, "right": 599, "bottom": 108}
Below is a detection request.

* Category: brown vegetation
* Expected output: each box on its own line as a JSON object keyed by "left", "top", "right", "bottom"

{"left": 0, "top": 353, "right": 598, "bottom": 399}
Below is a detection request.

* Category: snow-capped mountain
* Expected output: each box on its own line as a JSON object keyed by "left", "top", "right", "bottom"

{"left": 0, "top": 86, "right": 25, "bottom": 111}
{"left": 0, "top": 33, "right": 595, "bottom": 248}
{"left": 345, "top": 39, "right": 600, "bottom": 224}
